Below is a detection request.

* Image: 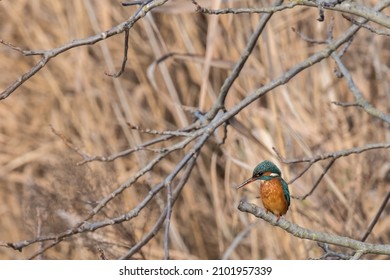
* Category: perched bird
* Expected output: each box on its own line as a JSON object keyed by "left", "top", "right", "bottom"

{"left": 236, "top": 160, "right": 290, "bottom": 221}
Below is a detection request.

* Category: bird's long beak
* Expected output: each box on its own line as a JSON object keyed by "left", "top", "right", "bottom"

{"left": 236, "top": 177, "right": 257, "bottom": 189}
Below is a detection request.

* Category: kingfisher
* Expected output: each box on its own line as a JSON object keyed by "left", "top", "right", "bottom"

{"left": 236, "top": 160, "right": 290, "bottom": 221}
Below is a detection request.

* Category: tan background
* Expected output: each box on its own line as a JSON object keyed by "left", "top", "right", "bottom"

{"left": 0, "top": 0, "right": 389, "bottom": 259}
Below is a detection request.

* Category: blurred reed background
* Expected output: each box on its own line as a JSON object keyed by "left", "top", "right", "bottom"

{"left": 0, "top": 0, "right": 389, "bottom": 259}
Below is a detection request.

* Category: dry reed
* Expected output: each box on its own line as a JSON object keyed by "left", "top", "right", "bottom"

{"left": 0, "top": 0, "right": 389, "bottom": 259}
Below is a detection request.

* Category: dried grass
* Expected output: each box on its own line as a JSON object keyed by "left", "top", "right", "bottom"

{"left": 0, "top": 0, "right": 389, "bottom": 259}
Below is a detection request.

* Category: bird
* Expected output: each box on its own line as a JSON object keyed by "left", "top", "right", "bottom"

{"left": 236, "top": 160, "right": 290, "bottom": 221}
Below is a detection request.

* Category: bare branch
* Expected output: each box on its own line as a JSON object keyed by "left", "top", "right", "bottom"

{"left": 191, "top": 0, "right": 298, "bottom": 15}
{"left": 192, "top": 0, "right": 390, "bottom": 29}
{"left": 306, "top": 0, "right": 390, "bottom": 29}
{"left": 351, "top": 250, "right": 364, "bottom": 260}
{"left": 331, "top": 52, "right": 390, "bottom": 124}
{"left": 4, "top": 140, "right": 190, "bottom": 256}
{"left": 275, "top": 143, "right": 390, "bottom": 199}
{"left": 51, "top": 125, "right": 173, "bottom": 165}
{"left": 122, "top": 1, "right": 147, "bottom": 6}
{"left": 275, "top": 142, "right": 390, "bottom": 164}
{"left": 331, "top": 101, "right": 360, "bottom": 107}
{"left": 6, "top": 120, "right": 213, "bottom": 257}
{"left": 0, "top": 0, "right": 168, "bottom": 100}
{"left": 120, "top": 151, "right": 199, "bottom": 260}
{"left": 2, "top": 0, "right": 389, "bottom": 260}
{"left": 205, "top": 0, "right": 284, "bottom": 120}
{"left": 128, "top": 123, "right": 195, "bottom": 137}
{"left": 342, "top": 14, "right": 390, "bottom": 36}
{"left": 238, "top": 201, "right": 390, "bottom": 257}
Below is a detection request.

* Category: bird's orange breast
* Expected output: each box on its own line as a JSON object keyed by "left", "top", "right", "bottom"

{"left": 260, "top": 178, "right": 289, "bottom": 216}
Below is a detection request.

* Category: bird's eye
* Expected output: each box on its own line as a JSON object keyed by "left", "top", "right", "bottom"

{"left": 255, "top": 172, "right": 263, "bottom": 178}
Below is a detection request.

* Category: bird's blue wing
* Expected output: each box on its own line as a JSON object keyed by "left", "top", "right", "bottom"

{"left": 280, "top": 178, "right": 290, "bottom": 207}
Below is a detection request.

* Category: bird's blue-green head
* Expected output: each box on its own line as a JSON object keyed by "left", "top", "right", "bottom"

{"left": 236, "top": 160, "right": 282, "bottom": 189}
{"left": 252, "top": 160, "right": 281, "bottom": 179}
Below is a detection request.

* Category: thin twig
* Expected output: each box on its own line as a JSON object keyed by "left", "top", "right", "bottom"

{"left": 360, "top": 190, "right": 390, "bottom": 242}
{"left": 122, "top": 1, "right": 145, "bottom": 6}
{"left": 0, "top": 39, "right": 34, "bottom": 54}
{"left": 164, "top": 180, "right": 173, "bottom": 260}
{"left": 50, "top": 125, "right": 97, "bottom": 161}
{"left": 292, "top": 158, "right": 336, "bottom": 200}
{"left": 331, "top": 101, "right": 359, "bottom": 107}
{"left": 129, "top": 123, "right": 195, "bottom": 137}
{"left": 291, "top": 27, "right": 327, "bottom": 44}
{"left": 105, "top": 29, "right": 130, "bottom": 77}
